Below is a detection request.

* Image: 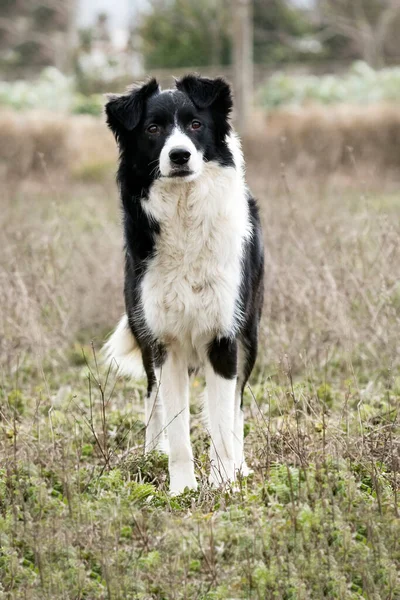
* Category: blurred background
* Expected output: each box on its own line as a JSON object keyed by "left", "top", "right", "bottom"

{"left": 3, "top": 0, "right": 400, "bottom": 123}
{"left": 3, "top": 0, "right": 400, "bottom": 163}
{"left": 1, "top": 0, "right": 400, "bottom": 372}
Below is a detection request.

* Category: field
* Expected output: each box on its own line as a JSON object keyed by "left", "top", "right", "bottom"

{"left": 0, "top": 111, "right": 400, "bottom": 599}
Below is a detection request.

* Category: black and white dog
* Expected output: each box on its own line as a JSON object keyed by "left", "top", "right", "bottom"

{"left": 104, "top": 75, "right": 264, "bottom": 494}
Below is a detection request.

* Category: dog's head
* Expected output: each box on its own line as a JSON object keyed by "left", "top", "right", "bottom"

{"left": 105, "top": 75, "right": 234, "bottom": 184}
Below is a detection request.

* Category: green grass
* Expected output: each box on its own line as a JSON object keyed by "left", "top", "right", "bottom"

{"left": 0, "top": 351, "right": 399, "bottom": 599}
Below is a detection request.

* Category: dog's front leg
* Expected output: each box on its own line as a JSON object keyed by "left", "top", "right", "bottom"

{"left": 162, "top": 350, "right": 197, "bottom": 494}
{"left": 206, "top": 337, "right": 237, "bottom": 487}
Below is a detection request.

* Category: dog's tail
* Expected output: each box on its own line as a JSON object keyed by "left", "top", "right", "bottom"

{"left": 102, "top": 314, "right": 144, "bottom": 378}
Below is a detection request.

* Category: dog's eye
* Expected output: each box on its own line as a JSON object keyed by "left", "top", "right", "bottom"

{"left": 147, "top": 124, "right": 159, "bottom": 134}
{"left": 191, "top": 120, "right": 201, "bottom": 130}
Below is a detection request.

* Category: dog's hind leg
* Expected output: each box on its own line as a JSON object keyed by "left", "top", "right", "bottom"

{"left": 234, "top": 322, "right": 259, "bottom": 476}
{"left": 142, "top": 344, "right": 168, "bottom": 454}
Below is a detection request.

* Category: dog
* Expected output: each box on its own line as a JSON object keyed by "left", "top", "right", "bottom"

{"left": 103, "top": 75, "right": 264, "bottom": 495}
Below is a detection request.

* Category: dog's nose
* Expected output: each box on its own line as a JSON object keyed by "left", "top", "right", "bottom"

{"left": 169, "top": 148, "right": 191, "bottom": 165}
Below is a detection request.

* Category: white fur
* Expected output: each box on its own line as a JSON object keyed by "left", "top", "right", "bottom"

{"left": 233, "top": 341, "right": 245, "bottom": 471}
{"left": 227, "top": 131, "right": 245, "bottom": 175}
{"left": 102, "top": 314, "right": 144, "bottom": 378}
{"left": 233, "top": 341, "right": 253, "bottom": 476}
{"left": 233, "top": 390, "right": 252, "bottom": 476}
{"left": 141, "top": 133, "right": 251, "bottom": 360}
{"left": 162, "top": 350, "right": 197, "bottom": 494}
{"left": 206, "top": 364, "right": 236, "bottom": 486}
{"left": 159, "top": 127, "right": 204, "bottom": 180}
{"left": 144, "top": 368, "right": 169, "bottom": 453}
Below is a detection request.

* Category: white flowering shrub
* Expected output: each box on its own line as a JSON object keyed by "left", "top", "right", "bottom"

{"left": 2, "top": 61, "right": 400, "bottom": 114}
{"left": 0, "top": 67, "right": 75, "bottom": 111}
{"left": 0, "top": 67, "right": 103, "bottom": 115}
{"left": 259, "top": 61, "right": 400, "bottom": 108}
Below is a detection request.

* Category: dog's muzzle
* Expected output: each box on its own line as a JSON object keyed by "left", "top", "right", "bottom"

{"left": 159, "top": 129, "right": 203, "bottom": 180}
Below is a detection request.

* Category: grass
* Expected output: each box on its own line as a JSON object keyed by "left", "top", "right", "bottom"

{"left": 1, "top": 353, "right": 399, "bottom": 599}
{"left": 0, "top": 118, "right": 399, "bottom": 598}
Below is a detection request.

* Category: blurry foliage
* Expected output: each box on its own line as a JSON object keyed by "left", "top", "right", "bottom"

{"left": 318, "top": 0, "right": 400, "bottom": 68}
{"left": 139, "top": 0, "right": 231, "bottom": 68}
{"left": 0, "top": 68, "right": 103, "bottom": 115}
{"left": 73, "top": 13, "right": 138, "bottom": 96}
{"left": 253, "top": 0, "right": 319, "bottom": 64}
{"left": 72, "top": 93, "right": 104, "bottom": 116}
{"left": 138, "top": 0, "right": 400, "bottom": 69}
{"left": 0, "top": 67, "right": 74, "bottom": 111}
{"left": 0, "top": 0, "right": 399, "bottom": 90}
{"left": 139, "top": 0, "right": 321, "bottom": 69}
{"left": 3, "top": 61, "right": 400, "bottom": 115}
{"left": 0, "top": 0, "right": 74, "bottom": 77}
{"left": 259, "top": 61, "right": 400, "bottom": 108}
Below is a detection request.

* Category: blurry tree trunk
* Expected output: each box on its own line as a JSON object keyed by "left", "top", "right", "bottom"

{"left": 53, "top": 0, "right": 78, "bottom": 72}
{"left": 64, "top": 0, "right": 78, "bottom": 73}
{"left": 233, "top": 0, "right": 253, "bottom": 133}
{"left": 210, "top": 18, "right": 222, "bottom": 65}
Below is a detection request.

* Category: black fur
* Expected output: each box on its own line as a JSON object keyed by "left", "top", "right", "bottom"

{"left": 237, "top": 196, "right": 264, "bottom": 403}
{"left": 208, "top": 337, "right": 238, "bottom": 379}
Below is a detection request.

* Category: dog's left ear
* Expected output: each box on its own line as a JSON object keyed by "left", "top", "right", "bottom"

{"left": 176, "top": 75, "right": 233, "bottom": 118}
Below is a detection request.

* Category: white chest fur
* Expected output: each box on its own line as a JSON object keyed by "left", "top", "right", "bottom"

{"left": 140, "top": 158, "right": 251, "bottom": 353}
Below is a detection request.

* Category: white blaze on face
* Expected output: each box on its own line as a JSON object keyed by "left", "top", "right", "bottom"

{"left": 159, "top": 127, "right": 204, "bottom": 180}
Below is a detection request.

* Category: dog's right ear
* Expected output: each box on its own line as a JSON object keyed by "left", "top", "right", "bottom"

{"left": 105, "top": 78, "right": 160, "bottom": 136}
{"left": 176, "top": 75, "right": 233, "bottom": 117}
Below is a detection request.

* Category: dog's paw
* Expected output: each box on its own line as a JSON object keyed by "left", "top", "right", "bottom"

{"left": 169, "top": 462, "right": 197, "bottom": 496}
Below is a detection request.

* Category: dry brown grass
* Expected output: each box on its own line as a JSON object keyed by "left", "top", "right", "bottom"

{"left": 250, "top": 169, "right": 400, "bottom": 374}
{"left": 1, "top": 107, "right": 400, "bottom": 377}
{"left": 0, "top": 110, "right": 115, "bottom": 179}
{"left": 0, "top": 177, "right": 124, "bottom": 370}
{"left": 246, "top": 103, "right": 400, "bottom": 177}
{"left": 3, "top": 103, "right": 400, "bottom": 180}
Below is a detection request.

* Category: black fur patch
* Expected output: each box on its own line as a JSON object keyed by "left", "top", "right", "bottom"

{"left": 208, "top": 337, "right": 238, "bottom": 379}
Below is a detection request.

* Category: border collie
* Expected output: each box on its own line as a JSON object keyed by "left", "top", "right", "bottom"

{"left": 103, "top": 75, "right": 264, "bottom": 495}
